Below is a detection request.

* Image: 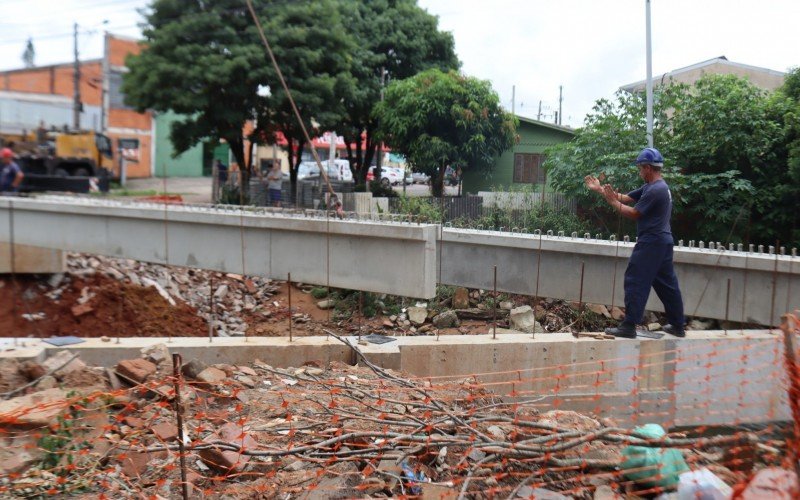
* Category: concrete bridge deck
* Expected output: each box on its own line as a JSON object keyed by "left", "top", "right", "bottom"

{"left": 1, "top": 195, "right": 798, "bottom": 325}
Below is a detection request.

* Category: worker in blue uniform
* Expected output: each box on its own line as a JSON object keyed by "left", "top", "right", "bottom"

{"left": 584, "top": 147, "right": 685, "bottom": 338}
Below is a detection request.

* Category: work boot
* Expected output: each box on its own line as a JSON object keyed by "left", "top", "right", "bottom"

{"left": 605, "top": 323, "right": 636, "bottom": 339}
{"left": 662, "top": 324, "right": 685, "bottom": 337}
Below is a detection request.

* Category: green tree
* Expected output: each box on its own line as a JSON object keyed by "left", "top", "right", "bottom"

{"left": 545, "top": 74, "right": 800, "bottom": 245}
{"left": 123, "top": 0, "right": 353, "bottom": 199}
{"left": 21, "top": 37, "right": 35, "bottom": 68}
{"left": 375, "top": 69, "right": 516, "bottom": 196}
{"left": 340, "top": 0, "right": 459, "bottom": 184}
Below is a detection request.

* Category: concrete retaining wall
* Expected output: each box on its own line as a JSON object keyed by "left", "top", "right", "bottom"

{"left": 0, "top": 243, "right": 64, "bottom": 273}
{"left": 2, "top": 330, "right": 789, "bottom": 428}
{"left": 0, "top": 197, "right": 438, "bottom": 298}
{"left": 441, "top": 229, "right": 800, "bottom": 325}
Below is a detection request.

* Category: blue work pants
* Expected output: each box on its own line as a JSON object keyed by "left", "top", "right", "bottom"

{"left": 623, "top": 241, "right": 685, "bottom": 327}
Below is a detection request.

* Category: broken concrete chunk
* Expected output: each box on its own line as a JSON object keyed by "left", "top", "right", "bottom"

{"left": 141, "top": 343, "right": 171, "bottom": 365}
{"left": 316, "top": 299, "right": 335, "bottom": 310}
{"left": 181, "top": 359, "right": 208, "bottom": 379}
{"left": 452, "top": 287, "right": 470, "bottom": 309}
{"left": 0, "top": 388, "right": 70, "bottom": 427}
{"left": 41, "top": 350, "right": 86, "bottom": 377}
{"left": 199, "top": 422, "right": 258, "bottom": 472}
{"left": 116, "top": 358, "right": 157, "bottom": 383}
{"left": 408, "top": 306, "right": 428, "bottom": 325}
{"left": 509, "top": 305, "right": 541, "bottom": 333}
{"left": 151, "top": 422, "right": 179, "bottom": 442}
{"left": 432, "top": 310, "right": 459, "bottom": 328}
{"left": 196, "top": 367, "right": 227, "bottom": 385}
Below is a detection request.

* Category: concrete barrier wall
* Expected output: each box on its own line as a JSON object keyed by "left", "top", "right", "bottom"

{"left": 2, "top": 331, "right": 788, "bottom": 429}
{"left": 0, "top": 243, "right": 64, "bottom": 273}
{"left": 441, "top": 229, "right": 800, "bottom": 325}
{"left": 0, "top": 197, "right": 438, "bottom": 298}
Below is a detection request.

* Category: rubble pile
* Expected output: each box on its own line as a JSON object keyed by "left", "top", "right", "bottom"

{"left": 0, "top": 342, "right": 785, "bottom": 498}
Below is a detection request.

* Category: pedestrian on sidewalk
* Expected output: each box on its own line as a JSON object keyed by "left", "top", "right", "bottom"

{"left": 584, "top": 147, "right": 685, "bottom": 338}
{"left": 266, "top": 161, "right": 283, "bottom": 207}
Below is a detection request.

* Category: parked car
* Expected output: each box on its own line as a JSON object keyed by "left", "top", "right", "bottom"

{"left": 297, "top": 160, "right": 353, "bottom": 182}
{"left": 367, "top": 166, "right": 401, "bottom": 186}
{"left": 411, "top": 171, "right": 430, "bottom": 184}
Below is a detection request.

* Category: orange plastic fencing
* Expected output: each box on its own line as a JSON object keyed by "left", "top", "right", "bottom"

{"left": 1, "top": 319, "right": 798, "bottom": 498}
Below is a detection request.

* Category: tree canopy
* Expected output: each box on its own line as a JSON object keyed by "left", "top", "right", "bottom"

{"left": 339, "top": 0, "right": 460, "bottom": 183}
{"left": 123, "top": 0, "right": 354, "bottom": 193}
{"left": 375, "top": 69, "right": 516, "bottom": 196}
{"left": 544, "top": 73, "right": 800, "bottom": 246}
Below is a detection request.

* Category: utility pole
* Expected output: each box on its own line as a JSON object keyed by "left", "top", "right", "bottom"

{"left": 73, "top": 22, "right": 81, "bottom": 131}
{"left": 645, "top": 0, "right": 654, "bottom": 147}
{"left": 558, "top": 85, "right": 563, "bottom": 126}
{"left": 537, "top": 100, "right": 542, "bottom": 120}
{"left": 511, "top": 85, "right": 515, "bottom": 116}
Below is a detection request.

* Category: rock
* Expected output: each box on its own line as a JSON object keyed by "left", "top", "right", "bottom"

{"left": 689, "top": 319, "right": 714, "bottom": 330}
{"left": 0, "top": 388, "right": 70, "bottom": 427}
{"left": 587, "top": 303, "right": 612, "bottom": 318}
{"left": 199, "top": 422, "right": 258, "bottom": 472}
{"left": 486, "top": 425, "right": 505, "bottom": 441}
{"left": 432, "top": 310, "right": 460, "bottom": 328}
{"left": 196, "top": 367, "right": 227, "bottom": 385}
{"left": 647, "top": 322, "right": 662, "bottom": 331}
{"left": 740, "top": 467, "right": 799, "bottom": 499}
{"left": 181, "top": 359, "right": 208, "bottom": 379}
{"left": 41, "top": 350, "right": 86, "bottom": 377}
{"left": 516, "top": 487, "right": 570, "bottom": 499}
{"left": 499, "top": 300, "right": 514, "bottom": 310}
{"left": 118, "top": 449, "right": 169, "bottom": 478}
{"left": 18, "top": 361, "right": 46, "bottom": 380}
{"left": 467, "top": 448, "right": 486, "bottom": 462}
{"left": 214, "top": 284, "right": 229, "bottom": 300}
{"left": 35, "top": 375, "right": 58, "bottom": 390}
{"left": 235, "top": 375, "right": 256, "bottom": 388}
{"left": 126, "top": 272, "right": 142, "bottom": 287}
{"left": 141, "top": 277, "right": 176, "bottom": 306}
{"left": 47, "top": 273, "right": 65, "bottom": 288}
{"left": 105, "top": 267, "right": 125, "bottom": 281}
{"left": 382, "top": 320, "right": 394, "bottom": 328}
{"left": 408, "top": 306, "right": 428, "bottom": 325}
{"left": 509, "top": 305, "right": 541, "bottom": 333}
{"left": 316, "top": 299, "right": 335, "bottom": 310}
{"left": 141, "top": 343, "right": 171, "bottom": 366}
{"left": 151, "top": 422, "right": 179, "bottom": 442}
{"left": 0, "top": 450, "right": 37, "bottom": 476}
{"left": 116, "top": 358, "right": 157, "bottom": 383}
{"left": 452, "top": 287, "right": 470, "bottom": 309}
{"left": 71, "top": 303, "right": 94, "bottom": 317}
{"left": 389, "top": 315, "right": 398, "bottom": 322}
{"left": 420, "top": 483, "right": 458, "bottom": 499}
{"left": 610, "top": 306, "right": 625, "bottom": 321}
{"left": 236, "top": 366, "right": 257, "bottom": 377}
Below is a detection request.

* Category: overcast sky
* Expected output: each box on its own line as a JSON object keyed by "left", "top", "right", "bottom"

{"left": 2, "top": 0, "right": 798, "bottom": 128}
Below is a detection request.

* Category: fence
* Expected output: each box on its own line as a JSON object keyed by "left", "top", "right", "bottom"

{"left": 213, "top": 169, "right": 354, "bottom": 209}
{"left": 1, "top": 313, "right": 798, "bottom": 498}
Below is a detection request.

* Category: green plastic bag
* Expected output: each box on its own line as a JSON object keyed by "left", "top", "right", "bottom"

{"left": 620, "top": 423, "right": 689, "bottom": 489}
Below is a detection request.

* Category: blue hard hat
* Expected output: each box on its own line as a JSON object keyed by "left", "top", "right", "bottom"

{"left": 635, "top": 147, "right": 664, "bottom": 167}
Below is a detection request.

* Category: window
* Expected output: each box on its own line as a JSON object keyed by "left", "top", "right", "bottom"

{"left": 513, "top": 153, "right": 546, "bottom": 184}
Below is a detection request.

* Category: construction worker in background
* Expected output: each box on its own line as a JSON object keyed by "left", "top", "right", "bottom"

{"left": 0, "top": 148, "right": 24, "bottom": 193}
{"left": 584, "top": 147, "right": 685, "bottom": 339}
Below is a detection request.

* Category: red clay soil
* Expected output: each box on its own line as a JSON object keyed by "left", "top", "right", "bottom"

{"left": 0, "top": 274, "right": 208, "bottom": 338}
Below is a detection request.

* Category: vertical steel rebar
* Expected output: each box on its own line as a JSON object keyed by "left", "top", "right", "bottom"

{"left": 358, "top": 291, "right": 363, "bottom": 342}
{"left": 722, "top": 278, "right": 731, "bottom": 335}
{"left": 288, "top": 272, "right": 293, "bottom": 342}
{"left": 493, "top": 265, "right": 497, "bottom": 340}
{"left": 533, "top": 230, "right": 543, "bottom": 340}
{"left": 577, "top": 261, "right": 585, "bottom": 336}
{"left": 208, "top": 274, "right": 214, "bottom": 343}
{"left": 770, "top": 241, "right": 780, "bottom": 331}
{"left": 172, "top": 353, "right": 189, "bottom": 500}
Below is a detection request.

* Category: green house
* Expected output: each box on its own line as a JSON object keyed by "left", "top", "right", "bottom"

{"left": 153, "top": 111, "right": 229, "bottom": 177}
{"left": 461, "top": 115, "right": 574, "bottom": 194}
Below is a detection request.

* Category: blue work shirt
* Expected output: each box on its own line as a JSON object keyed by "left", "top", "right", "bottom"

{"left": 0, "top": 161, "right": 22, "bottom": 192}
{"left": 627, "top": 179, "right": 674, "bottom": 244}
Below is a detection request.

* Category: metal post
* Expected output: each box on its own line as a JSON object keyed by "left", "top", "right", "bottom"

{"left": 645, "top": 0, "right": 654, "bottom": 147}
{"left": 73, "top": 22, "right": 81, "bottom": 131}
{"left": 172, "top": 353, "right": 189, "bottom": 500}
{"left": 724, "top": 278, "right": 731, "bottom": 335}
{"left": 577, "top": 262, "right": 585, "bottom": 336}
{"left": 493, "top": 265, "right": 497, "bottom": 340}
{"left": 288, "top": 272, "right": 293, "bottom": 342}
{"left": 208, "top": 275, "right": 214, "bottom": 343}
